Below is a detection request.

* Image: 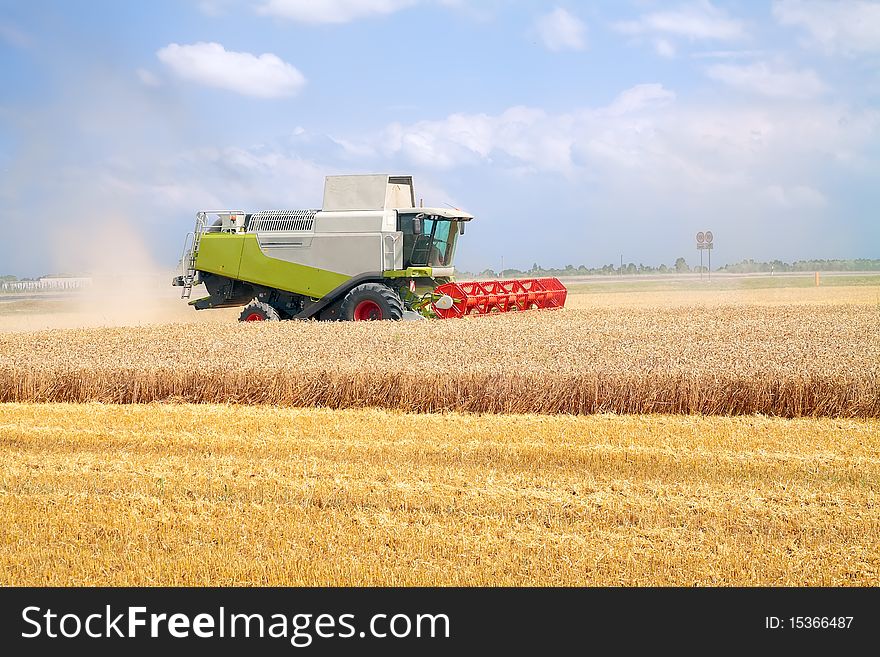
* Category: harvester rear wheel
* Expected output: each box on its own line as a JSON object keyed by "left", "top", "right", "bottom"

{"left": 341, "top": 283, "right": 403, "bottom": 321}
{"left": 239, "top": 300, "right": 281, "bottom": 322}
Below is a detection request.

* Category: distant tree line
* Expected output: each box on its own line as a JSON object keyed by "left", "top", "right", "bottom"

{"left": 458, "top": 257, "right": 696, "bottom": 278}
{"left": 456, "top": 258, "right": 880, "bottom": 279}
{"left": 717, "top": 259, "right": 880, "bottom": 273}
{"left": 5, "top": 257, "right": 879, "bottom": 284}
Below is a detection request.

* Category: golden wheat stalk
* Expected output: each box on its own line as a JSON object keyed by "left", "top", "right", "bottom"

{"left": 0, "top": 305, "right": 877, "bottom": 416}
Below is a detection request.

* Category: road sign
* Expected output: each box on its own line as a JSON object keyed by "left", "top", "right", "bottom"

{"left": 696, "top": 229, "right": 714, "bottom": 281}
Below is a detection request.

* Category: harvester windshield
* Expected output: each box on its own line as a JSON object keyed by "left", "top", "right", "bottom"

{"left": 401, "top": 214, "right": 459, "bottom": 268}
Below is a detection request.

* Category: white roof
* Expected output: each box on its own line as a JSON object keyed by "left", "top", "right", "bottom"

{"left": 399, "top": 207, "right": 474, "bottom": 221}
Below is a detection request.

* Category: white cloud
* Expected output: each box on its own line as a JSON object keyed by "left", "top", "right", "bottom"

{"left": 336, "top": 84, "right": 678, "bottom": 173}
{"left": 257, "top": 0, "right": 416, "bottom": 23}
{"left": 605, "top": 83, "right": 676, "bottom": 115}
{"left": 156, "top": 42, "right": 305, "bottom": 98}
{"left": 705, "top": 61, "right": 827, "bottom": 99}
{"left": 615, "top": 1, "right": 745, "bottom": 41}
{"left": 654, "top": 39, "right": 676, "bottom": 58}
{"left": 102, "top": 146, "right": 329, "bottom": 212}
{"left": 205, "top": 148, "right": 326, "bottom": 204}
{"left": 773, "top": 0, "right": 880, "bottom": 55}
{"left": 418, "top": 106, "right": 559, "bottom": 169}
{"left": 136, "top": 69, "right": 161, "bottom": 87}
{"left": 535, "top": 8, "right": 587, "bottom": 52}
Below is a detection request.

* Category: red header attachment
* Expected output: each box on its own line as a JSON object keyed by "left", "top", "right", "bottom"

{"left": 432, "top": 277, "right": 567, "bottom": 319}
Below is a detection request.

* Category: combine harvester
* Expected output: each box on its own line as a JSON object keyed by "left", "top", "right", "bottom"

{"left": 173, "top": 174, "right": 566, "bottom": 321}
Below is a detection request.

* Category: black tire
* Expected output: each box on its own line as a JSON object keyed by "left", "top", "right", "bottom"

{"left": 239, "top": 300, "right": 281, "bottom": 322}
{"left": 340, "top": 283, "right": 404, "bottom": 321}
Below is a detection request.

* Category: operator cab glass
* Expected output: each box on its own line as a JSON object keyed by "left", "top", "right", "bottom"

{"left": 400, "top": 213, "right": 459, "bottom": 268}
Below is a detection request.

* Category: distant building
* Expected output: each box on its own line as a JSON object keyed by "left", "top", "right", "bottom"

{"left": 0, "top": 277, "right": 93, "bottom": 292}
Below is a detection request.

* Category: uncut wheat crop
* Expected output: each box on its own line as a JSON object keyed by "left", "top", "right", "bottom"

{"left": 0, "top": 304, "right": 878, "bottom": 416}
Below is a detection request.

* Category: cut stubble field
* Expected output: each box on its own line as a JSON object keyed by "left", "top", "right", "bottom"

{"left": 1, "top": 403, "right": 877, "bottom": 586}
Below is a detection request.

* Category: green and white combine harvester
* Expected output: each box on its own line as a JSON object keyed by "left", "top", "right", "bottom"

{"left": 173, "top": 174, "right": 566, "bottom": 321}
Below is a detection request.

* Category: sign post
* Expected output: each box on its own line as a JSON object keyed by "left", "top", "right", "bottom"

{"left": 696, "top": 231, "right": 714, "bottom": 282}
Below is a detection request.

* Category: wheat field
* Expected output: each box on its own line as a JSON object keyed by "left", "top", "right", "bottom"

{"left": 1, "top": 403, "right": 877, "bottom": 586}
{"left": 1, "top": 301, "right": 877, "bottom": 416}
{"left": 2, "top": 284, "right": 878, "bottom": 587}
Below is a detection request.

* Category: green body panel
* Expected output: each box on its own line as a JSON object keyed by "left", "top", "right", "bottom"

{"left": 196, "top": 233, "right": 245, "bottom": 279}
{"left": 383, "top": 267, "right": 435, "bottom": 279}
{"left": 196, "top": 233, "right": 351, "bottom": 298}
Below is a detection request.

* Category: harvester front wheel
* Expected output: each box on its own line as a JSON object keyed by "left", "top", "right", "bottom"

{"left": 340, "top": 283, "right": 403, "bottom": 321}
{"left": 239, "top": 300, "right": 281, "bottom": 322}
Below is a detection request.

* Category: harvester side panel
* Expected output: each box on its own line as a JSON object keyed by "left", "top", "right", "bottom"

{"left": 240, "top": 237, "right": 351, "bottom": 297}
{"left": 195, "top": 234, "right": 350, "bottom": 299}
{"left": 194, "top": 234, "right": 244, "bottom": 280}
{"left": 252, "top": 210, "right": 390, "bottom": 277}
{"left": 257, "top": 233, "right": 384, "bottom": 278}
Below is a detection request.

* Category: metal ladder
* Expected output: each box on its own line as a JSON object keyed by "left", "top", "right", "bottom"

{"left": 177, "top": 212, "right": 208, "bottom": 299}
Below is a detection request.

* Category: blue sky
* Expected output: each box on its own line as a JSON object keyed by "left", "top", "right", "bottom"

{"left": 1, "top": 0, "right": 879, "bottom": 276}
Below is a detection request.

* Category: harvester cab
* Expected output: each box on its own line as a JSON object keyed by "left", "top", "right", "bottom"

{"left": 172, "top": 174, "right": 566, "bottom": 321}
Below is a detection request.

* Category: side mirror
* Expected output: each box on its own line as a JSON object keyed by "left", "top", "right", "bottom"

{"left": 459, "top": 222, "right": 465, "bottom": 236}
{"left": 412, "top": 217, "right": 422, "bottom": 235}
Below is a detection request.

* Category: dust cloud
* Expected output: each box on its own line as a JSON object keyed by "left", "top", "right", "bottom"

{"left": 56, "top": 216, "right": 191, "bottom": 324}
{"left": 0, "top": 216, "right": 237, "bottom": 332}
